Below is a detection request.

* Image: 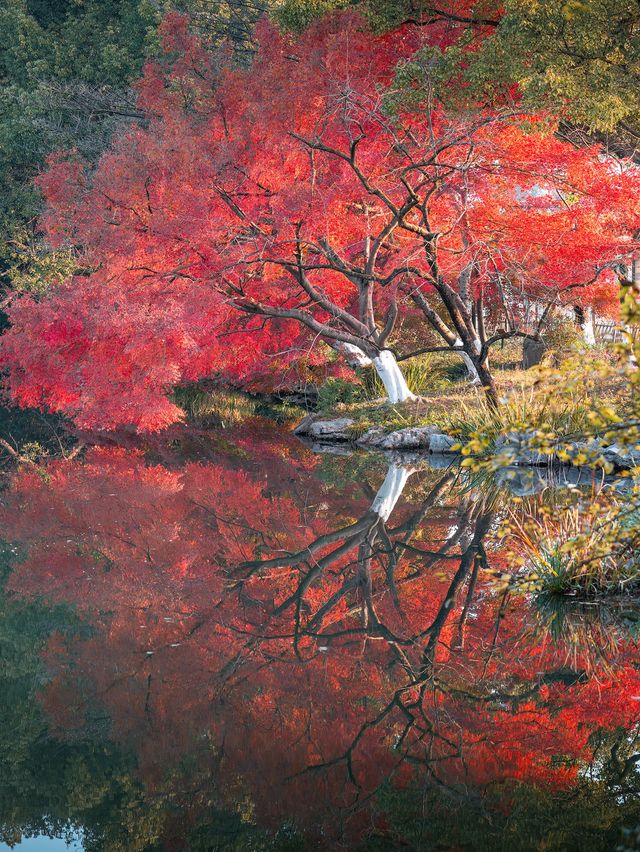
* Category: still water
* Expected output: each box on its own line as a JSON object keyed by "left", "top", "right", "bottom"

{"left": 0, "top": 424, "right": 638, "bottom": 850}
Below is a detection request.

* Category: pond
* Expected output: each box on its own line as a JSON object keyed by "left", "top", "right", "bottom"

{"left": 0, "top": 423, "right": 638, "bottom": 851}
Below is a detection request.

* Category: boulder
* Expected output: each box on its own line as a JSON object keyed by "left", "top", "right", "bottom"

{"left": 355, "top": 427, "right": 387, "bottom": 447}
{"left": 358, "top": 424, "right": 440, "bottom": 450}
{"left": 293, "top": 416, "right": 355, "bottom": 440}
{"left": 522, "top": 337, "right": 547, "bottom": 369}
{"left": 306, "top": 418, "right": 355, "bottom": 441}
{"left": 602, "top": 443, "right": 640, "bottom": 470}
{"left": 495, "top": 431, "right": 550, "bottom": 466}
{"left": 292, "top": 414, "right": 315, "bottom": 436}
{"left": 428, "top": 433, "right": 458, "bottom": 454}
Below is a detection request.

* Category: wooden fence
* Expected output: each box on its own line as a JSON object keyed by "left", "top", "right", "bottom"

{"left": 594, "top": 322, "right": 640, "bottom": 344}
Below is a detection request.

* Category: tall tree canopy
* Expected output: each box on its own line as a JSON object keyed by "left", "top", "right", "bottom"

{"left": 0, "top": 0, "right": 160, "bottom": 286}
{"left": 276, "top": 0, "right": 640, "bottom": 157}
{"left": 0, "top": 0, "right": 270, "bottom": 296}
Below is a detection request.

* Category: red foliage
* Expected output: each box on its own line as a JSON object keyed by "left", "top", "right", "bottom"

{"left": 1, "top": 12, "right": 638, "bottom": 429}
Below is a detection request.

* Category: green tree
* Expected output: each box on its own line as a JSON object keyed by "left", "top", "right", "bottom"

{"left": 0, "top": 0, "right": 161, "bottom": 292}
{"left": 275, "top": 0, "right": 640, "bottom": 157}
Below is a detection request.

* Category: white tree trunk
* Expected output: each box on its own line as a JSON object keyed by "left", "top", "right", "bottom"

{"left": 371, "top": 464, "right": 413, "bottom": 521}
{"left": 454, "top": 337, "right": 481, "bottom": 385}
{"left": 337, "top": 343, "right": 414, "bottom": 404}
{"left": 624, "top": 328, "right": 639, "bottom": 367}
{"left": 582, "top": 306, "right": 596, "bottom": 346}
{"left": 336, "top": 342, "right": 373, "bottom": 368}
{"left": 372, "top": 350, "right": 416, "bottom": 404}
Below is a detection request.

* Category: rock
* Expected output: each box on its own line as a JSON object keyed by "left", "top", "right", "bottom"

{"left": 496, "top": 463, "right": 616, "bottom": 496}
{"left": 611, "top": 475, "right": 640, "bottom": 495}
{"left": 495, "top": 431, "right": 550, "bottom": 466}
{"left": 602, "top": 443, "right": 640, "bottom": 470}
{"left": 306, "top": 418, "right": 355, "bottom": 441}
{"left": 428, "top": 433, "right": 458, "bottom": 454}
{"left": 359, "top": 424, "right": 440, "bottom": 450}
{"left": 293, "top": 416, "right": 355, "bottom": 440}
{"left": 292, "top": 414, "right": 316, "bottom": 436}
{"left": 355, "top": 427, "right": 387, "bottom": 447}
{"left": 522, "top": 337, "right": 547, "bottom": 369}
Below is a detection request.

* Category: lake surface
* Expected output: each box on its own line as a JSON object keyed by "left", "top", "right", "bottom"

{"left": 0, "top": 423, "right": 638, "bottom": 850}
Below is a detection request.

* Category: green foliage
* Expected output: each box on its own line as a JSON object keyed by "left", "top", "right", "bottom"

{"left": 277, "top": 0, "right": 640, "bottom": 152}
{"left": 273, "top": 0, "right": 353, "bottom": 32}
{"left": 464, "top": 289, "right": 640, "bottom": 598}
{"left": 365, "top": 752, "right": 640, "bottom": 852}
{"left": 409, "top": 1, "right": 640, "bottom": 150}
{"left": 450, "top": 381, "right": 596, "bottom": 450}
{"left": 316, "top": 377, "right": 366, "bottom": 410}
{"left": 476, "top": 0, "right": 640, "bottom": 136}
{"left": 0, "top": 0, "right": 286, "bottom": 292}
{"left": 316, "top": 355, "right": 462, "bottom": 413}
{"left": 362, "top": 355, "right": 458, "bottom": 398}
{"left": 0, "top": 0, "right": 161, "bottom": 289}
{"left": 273, "top": 0, "right": 415, "bottom": 33}
{"left": 184, "top": 0, "right": 280, "bottom": 58}
{"left": 538, "top": 316, "right": 585, "bottom": 359}
{"left": 533, "top": 593, "right": 640, "bottom": 651}
{"left": 4, "top": 226, "right": 77, "bottom": 293}
{"left": 315, "top": 354, "right": 465, "bottom": 425}
{"left": 172, "top": 384, "right": 303, "bottom": 427}
{"left": 0, "top": 402, "right": 76, "bottom": 461}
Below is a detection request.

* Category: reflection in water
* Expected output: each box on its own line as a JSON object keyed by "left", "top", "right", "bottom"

{"left": 0, "top": 428, "right": 638, "bottom": 850}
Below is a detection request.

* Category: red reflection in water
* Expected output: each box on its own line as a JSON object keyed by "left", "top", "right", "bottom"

{"left": 1, "top": 440, "right": 638, "bottom": 848}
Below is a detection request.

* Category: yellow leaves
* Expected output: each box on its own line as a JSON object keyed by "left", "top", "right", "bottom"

{"left": 561, "top": 0, "right": 589, "bottom": 20}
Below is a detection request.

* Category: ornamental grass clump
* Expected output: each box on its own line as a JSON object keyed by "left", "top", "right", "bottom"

{"left": 450, "top": 384, "right": 595, "bottom": 460}
{"left": 505, "top": 496, "right": 640, "bottom": 598}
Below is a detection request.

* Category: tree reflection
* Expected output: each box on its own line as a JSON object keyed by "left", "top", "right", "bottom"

{"left": 0, "top": 439, "right": 638, "bottom": 850}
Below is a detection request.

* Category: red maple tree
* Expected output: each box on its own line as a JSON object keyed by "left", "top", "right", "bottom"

{"left": 1, "top": 11, "right": 637, "bottom": 429}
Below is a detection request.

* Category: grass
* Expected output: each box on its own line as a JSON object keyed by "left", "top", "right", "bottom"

{"left": 174, "top": 339, "right": 631, "bottom": 457}
{"left": 172, "top": 385, "right": 304, "bottom": 428}
{"left": 315, "top": 354, "right": 465, "bottom": 412}
{"left": 172, "top": 386, "right": 259, "bottom": 427}
{"left": 314, "top": 344, "right": 629, "bottom": 456}
{"left": 504, "top": 498, "right": 640, "bottom": 598}
{"left": 314, "top": 368, "right": 594, "bottom": 442}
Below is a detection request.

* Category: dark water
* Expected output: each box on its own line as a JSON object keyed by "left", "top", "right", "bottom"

{"left": 0, "top": 424, "right": 638, "bottom": 851}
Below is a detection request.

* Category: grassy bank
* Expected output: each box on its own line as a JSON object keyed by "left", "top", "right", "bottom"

{"left": 314, "top": 357, "right": 626, "bottom": 448}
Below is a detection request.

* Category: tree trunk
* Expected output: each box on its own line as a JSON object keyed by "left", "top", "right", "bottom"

{"left": 454, "top": 337, "right": 482, "bottom": 384}
{"left": 474, "top": 359, "right": 499, "bottom": 409}
{"left": 372, "top": 349, "right": 416, "bottom": 404}
{"left": 582, "top": 306, "right": 596, "bottom": 346}
{"left": 336, "top": 341, "right": 375, "bottom": 368}
{"left": 336, "top": 343, "right": 415, "bottom": 404}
